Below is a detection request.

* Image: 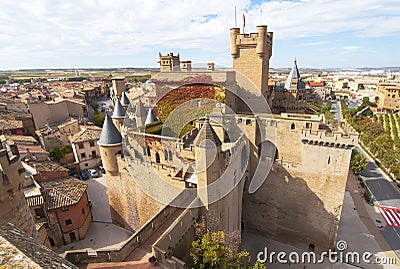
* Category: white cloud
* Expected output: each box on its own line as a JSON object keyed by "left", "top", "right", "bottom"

{"left": 0, "top": 0, "right": 399, "bottom": 68}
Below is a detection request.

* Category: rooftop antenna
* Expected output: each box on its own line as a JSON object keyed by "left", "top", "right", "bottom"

{"left": 260, "top": 9, "right": 263, "bottom": 24}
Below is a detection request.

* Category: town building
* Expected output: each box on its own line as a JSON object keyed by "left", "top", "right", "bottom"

{"left": 24, "top": 176, "right": 92, "bottom": 246}
{"left": 28, "top": 98, "right": 86, "bottom": 130}
{"left": 377, "top": 82, "right": 400, "bottom": 111}
{"left": 36, "top": 118, "right": 80, "bottom": 151}
{"left": 70, "top": 125, "right": 102, "bottom": 170}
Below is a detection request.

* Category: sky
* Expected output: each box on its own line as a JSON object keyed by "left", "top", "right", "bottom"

{"left": 0, "top": 0, "right": 399, "bottom": 70}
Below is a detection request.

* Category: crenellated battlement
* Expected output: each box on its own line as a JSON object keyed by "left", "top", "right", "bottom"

{"left": 230, "top": 26, "right": 273, "bottom": 59}
{"left": 301, "top": 129, "right": 358, "bottom": 148}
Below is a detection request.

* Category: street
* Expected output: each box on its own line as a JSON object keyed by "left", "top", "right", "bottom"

{"left": 330, "top": 100, "right": 342, "bottom": 121}
{"left": 334, "top": 99, "right": 400, "bottom": 260}
{"left": 357, "top": 145, "right": 400, "bottom": 258}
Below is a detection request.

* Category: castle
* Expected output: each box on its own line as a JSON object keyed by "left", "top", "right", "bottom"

{"left": 0, "top": 136, "right": 38, "bottom": 241}
{"left": 64, "top": 25, "right": 358, "bottom": 268}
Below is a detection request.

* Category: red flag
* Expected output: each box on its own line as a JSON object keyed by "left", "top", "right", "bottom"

{"left": 243, "top": 13, "right": 246, "bottom": 28}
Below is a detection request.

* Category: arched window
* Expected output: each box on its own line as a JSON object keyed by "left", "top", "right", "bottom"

{"left": 290, "top": 123, "right": 295, "bottom": 130}
{"left": 146, "top": 147, "right": 151, "bottom": 156}
{"left": 155, "top": 152, "right": 160, "bottom": 163}
{"left": 168, "top": 150, "right": 173, "bottom": 161}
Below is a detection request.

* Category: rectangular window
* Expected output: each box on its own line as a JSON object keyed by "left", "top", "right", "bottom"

{"left": 78, "top": 143, "right": 84, "bottom": 149}
{"left": 61, "top": 206, "right": 68, "bottom": 212}
{"left": 81, "top": 153, "right": 86, "bottom": 158}
{"left": 65, "top": 219, "right": 72, "bottom": 226}
{"left": 92, "top": 151, "right": 96, "bottom": 157}
{"left": 89, "top": 141, "right": 95, "bottom": 147}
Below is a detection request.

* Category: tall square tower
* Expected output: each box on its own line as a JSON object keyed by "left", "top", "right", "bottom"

{"left": 230, "top": 26, "right": 273, "bottom": 99}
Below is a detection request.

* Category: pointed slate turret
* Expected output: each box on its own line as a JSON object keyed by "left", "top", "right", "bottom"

{"left": 284, "top": 59, "right": 304, "bottom": 90}
{"left": 135, "top": 98, "right": 146, "bottom": 117}
{"left": 98, "top": 114, "right": 122, "bottom": 146}
{"left": 194, "top": 118, "right": 222, "bottom": 147}
{"left": 145, "top": 108, "right": 157, "bottom": 125}
{"left": 112, "top": 100, "right": 127, "bottom": 119}
{"left": 120, "top": 92, "right": 131, "bottom": 109}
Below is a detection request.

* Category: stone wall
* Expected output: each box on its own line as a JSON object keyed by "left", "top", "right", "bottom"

{"left": 242, "top": 121, "right": 356, "bottom": 253}
{"left": 105, "top": 156, "right": 166, "bottom": 231}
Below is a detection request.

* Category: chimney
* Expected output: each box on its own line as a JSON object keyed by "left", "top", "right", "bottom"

{"left": 207, "top": 62, "right": 215, "bottom": 71}
{"left": 181, "top": 60, "right": 192, "bottom": 72}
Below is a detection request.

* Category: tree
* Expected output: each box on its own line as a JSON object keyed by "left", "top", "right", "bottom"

{"left": 190, "top": 219, "right": 263, "bottom": 269}
{"left": 93, "top": 111, "right": 106, "bottom": 127}
{"left": 49, "top": 146, "right": 72, "bottom": 163}
{"left": 49, "top": 147, "right": 63, "bottom": 162}
{"left": 350, "top": 150, "right": 367, "bottom": 174}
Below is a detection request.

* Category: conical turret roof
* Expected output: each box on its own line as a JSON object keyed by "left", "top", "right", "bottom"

{"left": 145, "top": 108, "right": 157, "bottom": 125}
{"left": 98, "top": 114, "right": 122, "bottom": 146}
{"left": 194, "top": 118, "right": 222, "bottom": 147}
{"left": 135, "top": 98, "right": 146, "bottom": 117}
{"left": 112, "top": 100, "right": 127, "bottom": 119}
{"left": 120, "top": 92, "right": 131, "bottom": 107}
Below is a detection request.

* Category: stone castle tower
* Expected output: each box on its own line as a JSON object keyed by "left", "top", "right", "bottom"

{"left": 230, "top": 25, "right": 273, "bottom": 100}
{"left": 111, "top": 77, "right": 126, "bottom": 103}
{"left": 0, "top": 136, "right": 38, "bottom": 240}
{"left": 159, "top": 52, "right": 181, "bottom": 71}
{"left": 98, "top": 114, "right": 123, "bottom": 175}
{"left": 194, "top": 118, "right": 224, "bottom": 209}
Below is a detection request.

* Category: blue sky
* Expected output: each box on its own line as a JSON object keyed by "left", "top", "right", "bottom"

{"left": 0, "top": 0, "right": 399, "bottom": 70}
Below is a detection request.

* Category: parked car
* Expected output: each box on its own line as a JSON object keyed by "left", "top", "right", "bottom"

{"left": 79, "top": 170, "right": 89, "bottom": 180}
{"left": 70, "top": 172, "right": 80, "bottom": 180}
{"left": 98, "top": 165, "right": 105, "bottom": 174}
{"left": 88, "top": 168, "right": 99, "bottom": 178}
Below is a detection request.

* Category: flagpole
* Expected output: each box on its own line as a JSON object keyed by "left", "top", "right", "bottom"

{"left": 242, "top": 13, "right": 245, "bottom": 33}
{"left": 235, "top": 6, "right": 237, "bottom": 27}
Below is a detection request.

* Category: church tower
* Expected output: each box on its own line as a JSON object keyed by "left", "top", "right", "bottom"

{"left": 230, "top": 25, "right": 273, "bottom": 100}
{"left": 284, "top": 59, "right": 305, "bottom": 101}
